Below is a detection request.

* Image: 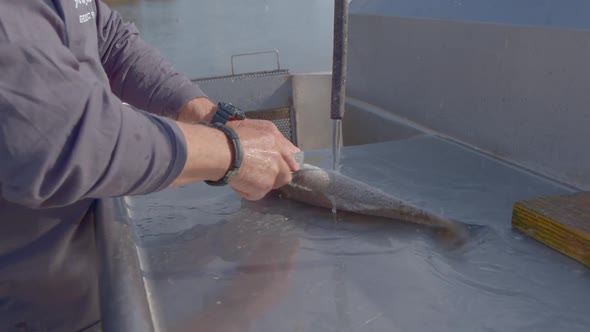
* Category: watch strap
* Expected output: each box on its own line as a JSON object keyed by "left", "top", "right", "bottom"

{"left": 203, "top": 122, "right": 243, "bottom": 186}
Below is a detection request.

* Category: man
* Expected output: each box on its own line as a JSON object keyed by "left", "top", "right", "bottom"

{"left": 0, "top": 0, "right": 300, "bottom": 331}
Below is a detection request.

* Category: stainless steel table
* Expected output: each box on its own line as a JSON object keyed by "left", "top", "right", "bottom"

{"left": 113, "top": 135, "right": 589, "bottom": 332}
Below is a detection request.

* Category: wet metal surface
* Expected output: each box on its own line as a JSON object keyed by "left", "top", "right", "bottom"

{"left": 96, "top": 199, "right": 154, "bottom": 332}
{"left": 127, "top": 137, "right": 590, "bottom": 332}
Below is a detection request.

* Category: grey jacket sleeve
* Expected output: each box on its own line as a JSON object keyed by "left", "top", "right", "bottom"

{"left": 96, "top": 0, "right": 207, "bottom": 118}
{"left": 0, "top": 40, "right": 187, "bottom": 208}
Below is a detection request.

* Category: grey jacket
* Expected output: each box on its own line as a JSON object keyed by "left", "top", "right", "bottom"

{"left": 0, "top": 1, "right": 206, "bottom": 330}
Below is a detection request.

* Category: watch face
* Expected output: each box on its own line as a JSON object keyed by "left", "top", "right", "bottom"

{"left": 233, "top": 110, "right": 246, "bottom": 120}
{"left": 218, "top": 102, "right": 246, "bottom": 120}
{"left": 219, "top": 102, "right": 236, "bottom": 112}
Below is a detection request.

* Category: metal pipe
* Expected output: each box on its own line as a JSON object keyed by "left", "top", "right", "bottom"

{"left": 330, "top": 0, "right": 349, "bottom": 120}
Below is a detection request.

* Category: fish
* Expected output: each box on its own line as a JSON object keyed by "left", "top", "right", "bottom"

{"left": 278, "top": 164, "right": 469, "bottom": 245}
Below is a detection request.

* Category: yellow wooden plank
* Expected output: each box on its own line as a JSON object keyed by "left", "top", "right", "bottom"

{"left": 511, "top": 192, "right": 590, "bottom": 268}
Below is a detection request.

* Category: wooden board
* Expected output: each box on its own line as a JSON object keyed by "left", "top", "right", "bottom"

{"left": 512, "top": 191, "right": 590, "bottom": 267}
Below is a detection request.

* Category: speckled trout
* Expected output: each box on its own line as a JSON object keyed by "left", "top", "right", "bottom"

{"left": 279, "top": 164, "right": 468, "bottom": 241}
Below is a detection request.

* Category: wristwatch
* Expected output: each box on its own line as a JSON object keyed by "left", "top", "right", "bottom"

{"left": 211, "top": 102, "right": 246, "bottom": 125}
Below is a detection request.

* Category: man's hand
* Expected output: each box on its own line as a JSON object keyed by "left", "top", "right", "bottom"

{"left": 171, "top": 119, "right": 300, "bottom": 200}
{"left": 226, "top": 119, "right": 300, "bottom": 200}
{"left": 178, "top": 97, "right": 217, "bottom": 123}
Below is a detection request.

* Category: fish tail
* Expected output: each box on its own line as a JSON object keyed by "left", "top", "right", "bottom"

{"left": 433, "top": 218, "right": 471, "bottom": 248}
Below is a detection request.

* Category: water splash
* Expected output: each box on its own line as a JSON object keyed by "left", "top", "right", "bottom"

{"left": 332, "top": 119, "right": 342, "bottom": 172}
{"left": 331, "top": 119, "right": 343, "bottom": 215}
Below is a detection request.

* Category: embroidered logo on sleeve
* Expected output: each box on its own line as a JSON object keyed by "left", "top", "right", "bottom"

{"left": 74, "top": 0, "right": 96, "bottom": 24}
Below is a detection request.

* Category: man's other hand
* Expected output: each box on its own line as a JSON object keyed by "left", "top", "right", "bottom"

{"left": 178, "top": 97, "right": 217, "bottom": 123}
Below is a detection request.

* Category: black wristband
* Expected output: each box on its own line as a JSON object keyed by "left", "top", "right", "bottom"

{"left": 203, "top": 122, "right": 243, "bottom": 186}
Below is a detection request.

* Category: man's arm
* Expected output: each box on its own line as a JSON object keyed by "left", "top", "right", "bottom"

{"left": 95, "top": 0, "right": 215, "bottom": 121}
{"left": 0, "top": 40, "right": 225, "bottom": 208}
{"left": 0, "top": 40, "right": 299, "bottom": 208}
